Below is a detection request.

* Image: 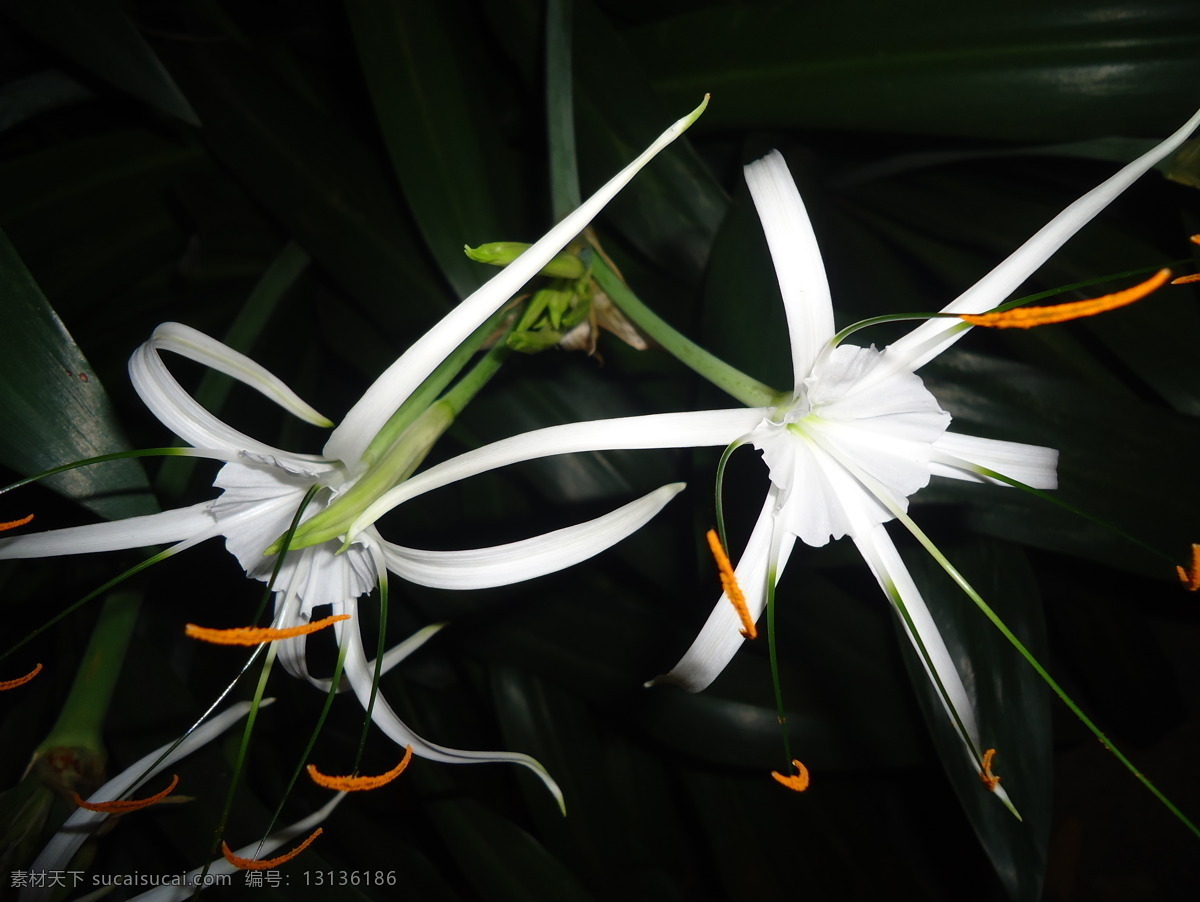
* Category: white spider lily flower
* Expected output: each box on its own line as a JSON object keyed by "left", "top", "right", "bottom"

{"left": 342, "top": 108, "right": 1200, "bottom": 806}
{"left": 0, "top": 101, "right": 707, "bottom": 806}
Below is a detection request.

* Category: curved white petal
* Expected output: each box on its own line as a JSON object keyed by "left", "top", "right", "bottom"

{"left": 325, "top": 99, "right": 709, "bottom": 465}
{"left": 652, "top": 486, "right": 797, "bottom": 692}
{"left": 129, "top": 324, "right": 331, "bottom": 462}
{"left": 128, "top": 792, "right": 346, "bottom": 902}
{"left": 24, "top": 701, "right": 268, "bottom": 902}
{"left": 335, "top": 597, "right": 565, "bottom": 812}
{"left": 931, "top": 432, "right": 1059, "bottom": 489}
{"left": 147, "top": 323, "right": 332, "bottom": 425}
{"left": 0, "top": 502, "right": 214, "bottom": 559}
{"left": 887, "top": 106, "right": 1200, "bottom": 374}
{"left": 744, "top": 150, "right": 835, "bottom": 385}
{"left": 349, "top": 408, "right": 764, "bottom": 540}
{"left": 808, "top": 344, "right": 950, "bottom": 438}
{"left": 380, "top": 483, "right": 684, "bottom": 590}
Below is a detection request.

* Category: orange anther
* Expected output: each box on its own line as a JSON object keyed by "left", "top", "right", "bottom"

{"left": 980, "top": 748, "right": 1001, "bottom": 791}
{"left": 1176, "top": 543, "right": 1200, "bottom": 592}
{"left": 770, "top": 759, "right": 810, "bottom": 792}
{"left": 1190, "top": 234, "right": 1200, "bottom": 246}
{"left": 706, "top": 529, "right": 756, "bottom": 639}
{"left": 0, "top": 662, "right": 43, "bottom": 691}
{"left": 960, "top": 269, "right": 1171, "bottom": 329}
{"left": 73, "top": 774, "right": 180, "bottom": 813}
{"left": 1170, "top": 273, "right": 1200, "bottom": 285}
{"left": 307, "top": 745, "right": 413, "bottom": 791}
{"left": 185, "top": 614, "right": 350, "bottom": 646}
{"left": 0, "top": 513, "right": 34, "bottom": 532}
{"left": 222, "top": 828, "right": 323, "bottom": 870}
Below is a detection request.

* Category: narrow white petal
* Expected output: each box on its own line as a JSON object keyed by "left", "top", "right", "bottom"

{"left": 931, "top": 431, "right": 1059, "bottom": 489}
{"left": 129, "top": 325, "right": 331, "bottom": 463}
{"left": 744, "top": 150, "right": 836, "bottom": 384}
{"left": 380, "top": 483, "right": 684, "bottom": 590}
{"left": 349, "top": 408, "right": 764, "bottom": 541}
{"left": 24, "top": 702, "right": 268, "bottom": 902}
{"left": 653, "top": 487, "right": 797, "bottom": 691}
{"left": 851, "top": 522, "right": 1016, "bottom": 812}
{"left": 0, "top": 502, "right": 214, "bottom": 559}
{"left": 887, "top": 106, "right": 1200, "bottom": 373}
{"left": 851, "top": 522, "right": 981, "bottom": 750}
{"left": 325, "top": 99, "right": 709, "bottom": 465}
{"left": 147, "top": 323, "right": 332, "bottom": 426}
{"left": 127, "top": 792, "right": 346, "bottom": 902}
{"left": 336, "top": 598, "right": 565, "bottom": 811}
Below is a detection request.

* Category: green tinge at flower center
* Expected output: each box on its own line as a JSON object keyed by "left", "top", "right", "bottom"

{"left": 269, "top": 401, "right": 455, "bottom": 553}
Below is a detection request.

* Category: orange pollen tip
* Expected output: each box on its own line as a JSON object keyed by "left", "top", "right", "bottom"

{"left": 1171, "top": 273, "right": 1200, "bottom": 285}
{"left": 0, "top": 662, "right": 43, "bottom": 691}
{"left": 222, "top": 828, "right": 323, "bottom": 870}
{"left": 0, "top": 513, "right": 34, "bottom": 532}
{"left": 959, "top": 268, "right": 1172, "bottom": 329}
{"left": 73, "top": 774, "right": 180, "bottom": 813}
{"left": 980, "top": 748, "right": 1001, "bottom": 791}
{"left": 705, "top": 529, "right": 756, "bottom": 640}
{"left": 185, "top": 614, "right": 350, "bottom": 646}
{"left": 1176, "top": 543, "right": 1200, "bottom": 592}
{"left": 307, "top": 745, "right": 413, "bottom": 791}
{"left": 1190, "top": 234, "right": 1200, "bottom": 246}
{"left": 770, "top": 759, "right": 810, "bottom": 792}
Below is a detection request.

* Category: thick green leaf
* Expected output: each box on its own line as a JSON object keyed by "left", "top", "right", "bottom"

{"left": 155, "top": 34, "right": 446, "bottom": 321}
{"left": 572, "top": 0, "right": 728, "bottom": 285}
{"left": 346, "top": 0, "right": 525, "bottom": 298}
{"left": 628, "top": 0, "right": 1200, "bottom": 141}
{"left": 2, "top": 0, "right": 199, "bottom": 125}
{"left": 425, "top": 796, "right": 597, "bottom": 901}
{"left": 0, "top": 227, "right": 153, "bottom": 519}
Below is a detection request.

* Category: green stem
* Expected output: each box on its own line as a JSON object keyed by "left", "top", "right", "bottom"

{"left": 360, "top": 303, "right": 514, "bottom": 468}
{"left": 765, "top": 553, "right": 792, "bottom": 768}
{"left": 590, "top": 256, "right": 780, "bottom": 408}
{"left": 34, "top": 591, "right": 141, "bottom": 757}
{"left": 440, "top": 331, "right": 511, "bottom": 416}
{"left": 713, "top": 441, "right": 740, "bottom": 555}
{"left": 1, "top": 448, "right": 195, "bottom": 497}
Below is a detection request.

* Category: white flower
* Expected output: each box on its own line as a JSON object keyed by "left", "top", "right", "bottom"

{"left": 342, "top": 108, "right": 1200, "bottom": 806}
{"left": 0, "top": 101, "right": 707, "bottom": 806}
